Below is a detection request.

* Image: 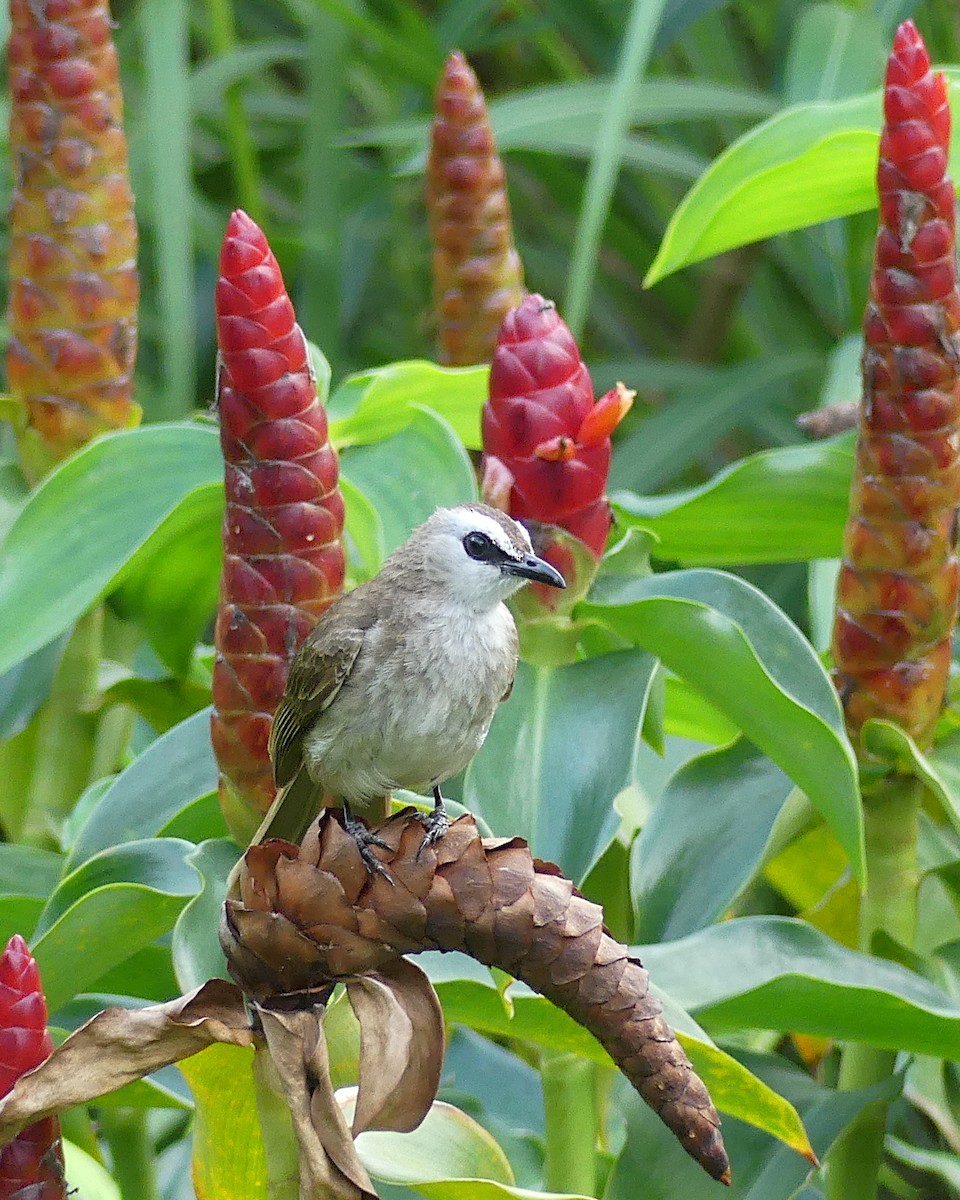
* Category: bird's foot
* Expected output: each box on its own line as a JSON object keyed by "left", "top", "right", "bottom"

{"left": 416, "top": 789, "right": 450, "bottom": 859}
{"left": 342, "top": 811, "right": 394, "bottom": 882}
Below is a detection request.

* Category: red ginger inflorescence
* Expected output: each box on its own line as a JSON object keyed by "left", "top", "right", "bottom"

{"left": 0, "top": 935, "right": 66, "bottom": 1199}
{"left": 212, "top": 211, "right": 346, "bottom": 841}
{"left": 427, "top": 51, "right": 525, "bottom": 366}
{"left": 7, "top": 0, "right": 139, "bottom": 481}
{"left": 482, "top": 295, "right": 632, "bottom": 596}
{"left": 831, "top": 20, "right": 960, "bottom": 749}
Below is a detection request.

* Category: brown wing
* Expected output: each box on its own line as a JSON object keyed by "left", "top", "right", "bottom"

{"left": 269, "top": 624, "right": 365, "bottom": 787}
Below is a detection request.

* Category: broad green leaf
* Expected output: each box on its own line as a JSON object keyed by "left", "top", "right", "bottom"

{"left": 340, "top": 407, "right": 477, "bottom": 556}
{"left": 632, "top": 742, "right": 795, "bottom": 942}
{"left": 0, "top": 843, "right": 62, "bottom": 898}
{"left": 101, "top": 673, "right": 211, "bottom": 735}
{"left": 111, "top": 482, "right": 223, "bottom": 676}
{"left": 329, "top": 361, "right": 488, "bottom": 450}
{"left": 63, "top": 1139, "right": 122, "bottom": 1200}
{"left": 662, "top": 676, "right": 740, "bottom": 744}
{"left": 613, "top": 435, "right": 854, "bottom": 566}
{"left": 640, "top": 915, "right": 960, "bottom": 1056}
{"left": 887, "top": 1136, "right": 960, "bottom": 1191}
{"left": 179, "top": 1043, "right": 267, "bottom": 1200}
{"left": 344, "top": 78, "right": 776, "bottom": 155}
{"left": 32, "top": 839, "right": 200, "bottom": 1013}
{"left": 862, "top": 719, "right": 959, "bottom": 828}
{"left": 464, "top": 651, "right": 657, "bottom": 882}
{"left": 646, "top": 70, "right": 960, "bottom": 285}
{"left": 172, "top": 839, "right": 238, "bottom": 992}
{"left": 783, "top": 4, "right": 884, "bottom": 104}
{"left": 0, "top": 424, "right": 221, "bottom": 677}
{"left": 0, "top": 635, "right": 65, "bottom": 740}
{"left": 340, "top": 1092, "right": 514, "bottom": 1187}
{"left": 580, "top": 570, "right": 864, "bottom": 880}
{"left": 411, "top": 1184, "right": 591, "bottom": 1200}
{"left": 340, "top": 477, "right": 386, "bottom": 583}
{"left": 0, "top": 896, "right": 45, "bottom": 949}
{"left": 423, "top": 956, "right": 810, "bottom": 1153}
{"left": 65, "top": 708, "right": 217, "bottom": 870}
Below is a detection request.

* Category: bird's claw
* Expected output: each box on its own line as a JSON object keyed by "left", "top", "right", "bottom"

{"left": 416, "top": 805, "right": 450, "bottom": 860}
{"left": 343, "top": 813, "right": 394, "bottom": 883}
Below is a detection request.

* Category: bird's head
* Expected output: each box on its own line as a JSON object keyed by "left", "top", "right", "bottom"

{"left": 411, "top": 503, "right": 566, "bottom": 610}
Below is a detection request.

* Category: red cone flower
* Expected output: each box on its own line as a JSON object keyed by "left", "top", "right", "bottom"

{"left": 212, "top": 211, "right": 346, "bottom": 841}
{"left": 481, "top": 295, "right": 631, "bottom": 565}
{"left": 427, "top": 51, "right": 524, "bottom": 366}
{"left": 7, "top": 0, "right": 139, "bottom": 481}
{"left": 831, "top": 21, "right": 960, "bottom": 749}
{"left": 0, "top": 935, "right": 66, "bottom": 1199}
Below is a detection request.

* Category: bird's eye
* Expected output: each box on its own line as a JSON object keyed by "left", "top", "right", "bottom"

{"left": 463, "top": 531, "right": 495, "bottom": 561}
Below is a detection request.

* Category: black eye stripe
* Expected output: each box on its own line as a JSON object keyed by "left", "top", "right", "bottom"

{"left": 463, "top": 531, "right": 499, "bottom": 561}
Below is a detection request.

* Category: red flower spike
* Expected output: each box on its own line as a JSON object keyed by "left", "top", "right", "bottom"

{"left": 482, "top": 295, "right": 627, "bottom": 564}
{"left": 0, "top": 936, "right": 67, "bottom": 1199}
{"left": 426, "top": 51, "right": 525, "bottom": 366}
{"left": 212, "top": 212, "right": 346, "bottom": 841}
{"left": 7, "top": 0, "right": 139, "bottom": 482}
{"left": 831, "top": 21, "right": 960, "bottom": 750}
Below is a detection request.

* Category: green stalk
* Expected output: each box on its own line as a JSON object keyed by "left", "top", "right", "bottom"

{"left": 89, "top": 613, "right": 140, "bottom": 782}
{"left": 203, "top": 0, "right": 264, "bottom": 222}
{"left": 99, "top": 1108, "right": 161, "bottom": 1200}
{"left": 826, "top": 776, "right": 922, "bottom": 1200}
{"left": 563, "top": 0, "right": 669, "bottom": 337}
{"left": 252, "top": 1044, "right": 301, "bottom": 1200}
{"left": 22, "top": 608, "right": 103, "bottom": 847}
{"left": 542, "top": 1048, "right": 597, "bottom": 1196}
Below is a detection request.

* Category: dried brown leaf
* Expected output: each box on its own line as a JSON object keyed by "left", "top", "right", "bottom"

{"left": 346, "top": 958, "right": 444, "bottom": 1137}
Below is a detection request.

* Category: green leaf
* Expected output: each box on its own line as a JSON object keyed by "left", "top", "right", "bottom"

{"left": 662, "top": 675, "right": 740, "bottom": 744}
{"left": 887, "top": 1134, "right": 960, "bottom": 1190}
{"left": 32, "top": 839, "right": 200, "bottom": 1013}
{"left": 861, "top": 719, "right": 959, "bottom": 829}
{"left": 329, "top": 362, "right": 489, "bottom": 451}
{"left": 339, "top": 1092, "right": 515, "bottom": 1188}
{"left": 579, "top": 569, "right": 864, "bottom": 880}
{"left": 640, "top": 915, "right": 960, "bottom": 1057}
{"left": 783, "top": 4, "right": 884, "bottom": 104}
{"left": 613, "top": 434, "right": 854, "bottom": 566}
{"left": 340, "top": 408, "right": 477, "bottom": 556}
{"left": 0, "top": 843, "right": 63, "bottom": 898}
{"left": 0, "top": 424, "right": 221, "bottom": 677}
{"left": 340, "top": 477, "right": 386, "bottom": 583}
{"left": 178, "top": 1043, "right": 267, "bottom": 1200}
{"left": 63, "top": 1139, "right": 121, "bottom": 1200}
{"left": 464, "top": 651, "right": 657, "bottom": 883}
{"left": 65, "top": 708, "right": 217, "bottom": 870}
{"left": 100, "top": 673, "right": 211, "bottom": 735}
{"left": 111, "top": 482, "right": 223, "bottom": 676}
{"left": 632, "top": 742, "right": 795, "bottom": 942}
{"left": 410, "top": 1184, "right": 592, "bottom": 1200}
{"left": 0, "top": 635, "right": 66, "bottom": 740}
{"left": 172, "top": 839, "right": 238, "bottom": 992}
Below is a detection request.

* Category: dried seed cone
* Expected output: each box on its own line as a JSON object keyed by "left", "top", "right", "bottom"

{"left": 831, "top": 21, "right": 960, "bottom": 749}
{"left": 427, "top": 51, "right": 524, "bottom": 366}
{"left": 7, "top": 0, "right": 139, "bottom": 481}
{"left": 212, "top": 211, "right": 346, "bottom": 841}
{"left": 0, "top": 935, "right": 66, "bottom": 1199}
{"left": 222, "top": 810, "right": 730, "bottom": 1183}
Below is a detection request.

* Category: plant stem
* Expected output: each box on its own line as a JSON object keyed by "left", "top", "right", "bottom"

{"left": 89, "top": 612, "right": 140, "bottom": 781}
{"left": 99, "top": 1108, "right": 161, "bottom": 1200}
{"left": 252, "top": 1043, "right": 301, "bottom": 1200}
{"left": 204, "top": 0, "right": 264, "bottom": 222}
{"left": 826, "top": 775, "right": 922, "bottom": 1200}
{"left": 22, "top": 608, "right": 103, "bottom": 846}
{"left": 542, "top": 1048, "right": 597, "bottom": 1196}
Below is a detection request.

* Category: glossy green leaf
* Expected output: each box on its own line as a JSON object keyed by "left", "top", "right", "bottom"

{"left": 63, "top": 1139, "right": 122, "bottom": 1200}
{"left": 0, "top": 842, "right": 62, "bottom": 898}
{"left": 640, "top": 916, "right": 960, "bottom": 1056}
{"left": 0, "top": 424, "right": 221, "bottom": 677}
{"left": 613, "top": 435, "right": 854, "bottom": 566}
{"left": 178, "top": 1043, "right": 267, "bottom": 1200}
{"left": 464, "top": 651, "right": 657, "bottom": 882}
{"left": 662, "top": 675, "right": 740, "bottom": 744}
{"left": 632, "top": 742, "right": 795, "bottom": 942}
{"left": 329, "top": 362, "right": 489, "bottom": 450}
{"left": 340, "top": 476, "right": 386, "bottom": 583}
{"left": 101, "top": 673, "right": 211, "bottom": 735}
{"left": 340, "top": 408, "right": 477, "bottom": 556}
{"left": 172, "top": 839, "right": 238, "bottom": 992}
{"left": 861, "top": 719, "right": 959, "bottom": 829}
{"left": 0, "top": 635, "right": 66, "bottom": 740}
{"left": 580, "top": 569, "right": 864, "bottom": 880}
{"left": 339, "top": 1092, "right": 515, "bottom": 1187}
{"left": 888, "top": 1134, "right": 960, "bottom": 1189}
{"left": 65, "top": 708, "right": 217, "bottom": 870}
{"left": 111, "top": 481, "right": 222, "bottom": 675}
{"left": 32, "top": 838, "right": 200, "bottom": 1013}
{"left": 647, "top": 70, "right": 960, "bottom": 284}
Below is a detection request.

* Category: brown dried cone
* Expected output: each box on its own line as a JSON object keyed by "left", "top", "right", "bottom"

{"left": 427, "top": 51, "right": 525, "bottom": 366}
{"left": 222, "top": 808, "right": 731, "bottom": 1184}
{"left": 7, "top": 0, "right": 139, "bottom": 481}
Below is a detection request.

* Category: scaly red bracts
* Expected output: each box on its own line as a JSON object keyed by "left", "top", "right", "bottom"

{"left": 831, "top": 21, "right": 960, "bottom": 749}
{"left": 0, "top": 935, "right": 66, "bottom": 1200}
{"left": 427, "top": 51, "right": 524, "bottom": 366}
{"left": 7, "top": 0, "right": 139, "bottom": 481}
{"left": 212, "top": 211, "right": 345, "bottom": 840}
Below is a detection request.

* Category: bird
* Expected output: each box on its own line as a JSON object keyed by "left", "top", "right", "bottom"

{"left": 259, "top": 502, "right": 566, "bottom": 869}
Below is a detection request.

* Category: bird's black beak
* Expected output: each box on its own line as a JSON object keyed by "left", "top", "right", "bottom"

{"left": 503, "top": 553, "right": 566, "bottom": 589}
